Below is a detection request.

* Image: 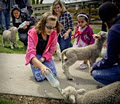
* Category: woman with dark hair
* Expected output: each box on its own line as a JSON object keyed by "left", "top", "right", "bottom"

{"left": 11, "top": 5, "right": 35, "bottom": 46}
{"left": 90, "top": 2, "right": 120, "bottom": 85}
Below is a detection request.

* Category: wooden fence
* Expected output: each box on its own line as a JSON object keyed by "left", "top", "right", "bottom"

{"left": 32, "top": 1, "right": 102, "bottom": 25}
{"left": 33, "top": 3, "right": 101, "bottom": 25}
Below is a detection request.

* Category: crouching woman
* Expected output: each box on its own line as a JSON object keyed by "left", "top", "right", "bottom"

{"left": 25, "top": 12, "right": 61, "bottom": 82}
{"left": 90, "top": 2, "right": 120, "bottom": 85}
{"left": 11, "top": 5, "right": 35, "bottom": 46}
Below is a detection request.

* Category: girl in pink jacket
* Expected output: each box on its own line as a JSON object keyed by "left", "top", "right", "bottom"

{"left": 25, "top": 12, "right": 61, "bottom": 82}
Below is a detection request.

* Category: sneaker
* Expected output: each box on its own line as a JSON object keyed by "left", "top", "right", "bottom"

{"left": 80, "top": 63, "right": 88, "bottom": 69}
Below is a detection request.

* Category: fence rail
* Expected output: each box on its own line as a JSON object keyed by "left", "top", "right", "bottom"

{"left": 32, "top": 2, "right": 102, "bottom": 25}
{"left": 0, "top": 2, "right": 102, "bottom": 34}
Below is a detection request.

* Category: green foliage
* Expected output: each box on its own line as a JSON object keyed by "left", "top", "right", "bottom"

{"left": 93, "top": 28, "right": 101, "bottom": 34}
{"left": 0, "top": 98, "right": 22, "bottom": 104}
{"left": 0, "top": 35, "right": 26, "bottom": 54}
{"left": 0, "top": 27, "right": 100, "bottom": 54}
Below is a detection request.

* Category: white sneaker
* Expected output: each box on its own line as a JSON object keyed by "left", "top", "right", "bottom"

{"left": 80, "top": 63, "right": 88, "bottom": 69}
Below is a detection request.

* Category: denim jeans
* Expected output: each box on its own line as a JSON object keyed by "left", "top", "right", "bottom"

{"left": 1, "top": 9, "right": 10, "bottom": 32}
{"left": 0, "top": 11, "right": 2, "bottom": 33}
{"left": 18, "top": 32, "right": 28, "bottom": 46}
{"left": 30, "top": 54, "right": 57, "bottom": 82}
{"left": 92, "top": 64, "right": 120, "bottom": 85}
{"left": 58, "top": 33, "right": 71, "bottom": 52}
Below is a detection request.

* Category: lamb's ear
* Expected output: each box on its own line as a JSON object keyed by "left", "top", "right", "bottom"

{"left": 69, "top": 95, "right": 76, "bottom": 104}
{"left": 77, "top": 89, "right": 86, "bottom": 95}
{"left": 93, "top": 34, "right": 101, "bottom": 39}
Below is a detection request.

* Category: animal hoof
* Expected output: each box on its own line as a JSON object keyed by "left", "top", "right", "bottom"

{"left": 11, "top": 47, "right": 14, "bottom": 49}
{"left": 67, "top": 77, "right": 74, "bottom": 80}
{"left": 59, "top": 58, "right": 61, "bottom": 61}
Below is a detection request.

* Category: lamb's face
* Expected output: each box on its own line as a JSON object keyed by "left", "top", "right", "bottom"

{"left": 62, "top": 86, "right": 86, "bottom": 104}
{"left": 93, "top": 31, "right": 107, "bottom": 41}
{"left": 9, "top": 27, "right": 18, "bottom": 34}
{"left": 62, "top": 86, "right": 77, "bottom": 104}
{"left": 99, "top": 31, "right": 107, "bottom": 40}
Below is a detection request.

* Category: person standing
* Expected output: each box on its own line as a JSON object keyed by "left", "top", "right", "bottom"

{"left": 50, "top": 0, "right": 73, "bottom": 52}
{"left": 72, "top": 13, "right": 94, "bottom": 69}
{"left": 0, "top": 5, "right": 2, "bottom": 34}
{"left": 25, "top": 12, "right": 61, "bottom": 82}
{"left": 90, "top": 2, "right": 120, "bottom": 85}
{"left": 0, "top": 0, "right": 10, "bottom": 32}
{"left": 15, "top": 0, "right": 33, "bottom": 16}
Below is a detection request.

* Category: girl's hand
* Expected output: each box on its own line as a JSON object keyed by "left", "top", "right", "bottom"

{"left": 26, "top": 21, "right": 30, "bottom": 25}
{"left": 39, "top": 57, "right": 45, "bottom": 63}
{"left": 103, "top": 41, "right": 107, "bottom": 48}
{"left": 40, "top": 65, "right": 51, "bottom": 75}
{"left": 64, "top": 32, "right": 69, "bottom": 40}
{"left": 71, "top": 35, "right": 74, "bottom": 39}
{"left": 23, "top": 21, "right": 29, "bottom": 29}
{"left": 89, "top": 68, "right": 93, "bottom": 76}
{"left": 23, "top": 25, "right": 28, "bottom": 29}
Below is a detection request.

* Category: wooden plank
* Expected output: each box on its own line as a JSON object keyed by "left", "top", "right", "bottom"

{"left": 32, "top": 3, "right": 101, "bottom": 25}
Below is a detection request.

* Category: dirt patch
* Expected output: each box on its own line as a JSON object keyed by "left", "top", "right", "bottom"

{"left": 0, "top": 93, "right": 67, "bottom": 104}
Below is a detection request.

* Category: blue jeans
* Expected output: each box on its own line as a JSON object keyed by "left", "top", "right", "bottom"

{"left": 92, "top": 64, "right": 120, "bottom": 85}
{"left": 1, "top": 9, "right": 10, "bottom": 32}
{"left": 30, "top": 54, "right": 57, "bottom": 82}
{"left": 18, "top": 33, "right": 28, "bottom": 46}
{"left": 58, "top": 33, "right": 71, "bottom": 52}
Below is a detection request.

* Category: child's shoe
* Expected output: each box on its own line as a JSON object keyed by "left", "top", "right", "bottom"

{"left": 80, "top": 63, "right": 88, "bottom": 69}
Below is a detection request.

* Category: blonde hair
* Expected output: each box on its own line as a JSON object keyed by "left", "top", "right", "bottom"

{"left": 35, "top": 12, "right": 61, "bottom": 34}
{"left": 50, "top": 0, "right": 67, "bottom": 15}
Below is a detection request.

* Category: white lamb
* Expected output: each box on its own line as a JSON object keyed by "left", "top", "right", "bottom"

{"left": 61, "top": 81, "right": 120, "bottom": 104}
{"left": 2, "top": 27, "right": 19, "bottom": 49}
{"left": 62, "top": 31, "right": 107, "bottom": 80}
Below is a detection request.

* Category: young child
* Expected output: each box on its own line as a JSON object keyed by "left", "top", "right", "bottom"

{"left": 71, "top": 13, "right": 95, "bottom": 69}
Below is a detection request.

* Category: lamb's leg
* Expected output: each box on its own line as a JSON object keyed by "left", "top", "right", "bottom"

{"left": 56, "top": 43, "right": 61, "bottom": 60}
{"left": 89, "top": 58, "right": 97, "bottom": 73}
{"left": 89, "top": 56, "right": 97, "bottom": 67}
{"left": 2, "top": 37, "right": 5, "bottom": 47}
{"left": 56, "top": 50, "right": 61, "bottom": 61}
{"left": 8, "top": 39, "right": 14, "bottom": 49}
{"left": 14, "top": 41, "right": 19, "bottom": 48}
{"left": 62, "top": 56, "right": 77, "bottom": 80}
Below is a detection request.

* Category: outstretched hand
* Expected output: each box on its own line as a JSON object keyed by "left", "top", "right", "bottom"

{"left": 89, "top": 67, "right": 93, "bottom": 76}
{"left": 32, "top": 64, "right": 51, "bottom": 76}
{"left": 40, "top": 65, "right": 51, "bottom": 76}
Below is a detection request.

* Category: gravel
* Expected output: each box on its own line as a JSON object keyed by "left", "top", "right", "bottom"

{"left": 0, "top": 93, "right": 67, "bottom": 104}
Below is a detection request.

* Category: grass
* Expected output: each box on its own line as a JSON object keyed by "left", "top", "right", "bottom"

{"left": 0, "top": 34, "right": 26, "bottom": 54}
{"left": 93, "top": 28, "right": 101, "bottom": 34}
{"left": 0, "top": 27, "right": 100, "bottom": 54}
{"left": 0, "top": 98, "right": 22, "bottom": 104}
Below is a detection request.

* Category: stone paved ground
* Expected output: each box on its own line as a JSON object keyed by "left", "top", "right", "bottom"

{"left": 0, "top": 53, "right": 102, "bottom": 103}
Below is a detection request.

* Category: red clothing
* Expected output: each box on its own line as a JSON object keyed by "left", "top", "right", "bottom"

{"left": 73, "top": 25, "right": 94, "bottom": 45}
{"left": 25, "top": 27, "right": 58, "bottom": 65}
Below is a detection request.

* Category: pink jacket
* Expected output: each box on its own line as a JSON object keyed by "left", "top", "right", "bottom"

{"left": 25, "top": 27, "right": 58, "bottom": 65}
{"left": 73, "top": 25, "right": 94, "bottom": 45}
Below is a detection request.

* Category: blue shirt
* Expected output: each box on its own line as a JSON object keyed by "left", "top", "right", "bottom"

{"left": 92, "top": 16, "right": 120, "bottom": 69}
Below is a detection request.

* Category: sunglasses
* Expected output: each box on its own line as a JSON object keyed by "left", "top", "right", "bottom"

{"left": 45, "top": 25, "right": 56, "bottom": 30}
